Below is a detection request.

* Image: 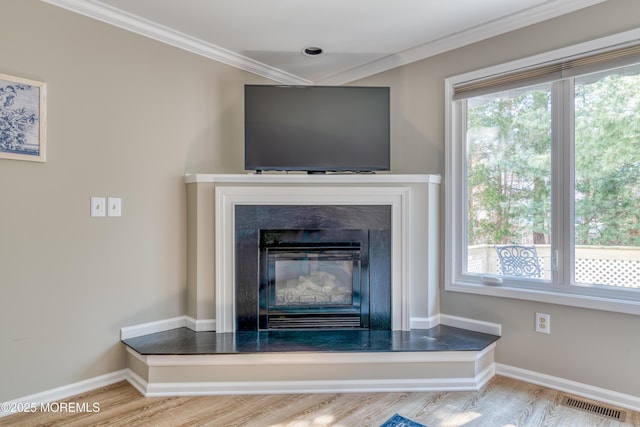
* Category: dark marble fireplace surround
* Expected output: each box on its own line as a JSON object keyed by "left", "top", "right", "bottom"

{"left": 235, "top": 205, "right": 391, "bottom": 331}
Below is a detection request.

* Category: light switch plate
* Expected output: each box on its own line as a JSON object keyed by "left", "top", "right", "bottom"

{"left": 107, "top": 197, "right": 121, "bottom": 217}
{"left": 91, "top": 197, "right": 106, "bottom": 217}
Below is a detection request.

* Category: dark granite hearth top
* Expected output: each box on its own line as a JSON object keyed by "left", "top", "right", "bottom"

{"left": 122, "top": 325, "right": 499, "bottom": 356}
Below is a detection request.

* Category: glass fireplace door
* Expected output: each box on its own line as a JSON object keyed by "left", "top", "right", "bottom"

{"left": 261, "top": 247, "right": 365, "bottom": 329}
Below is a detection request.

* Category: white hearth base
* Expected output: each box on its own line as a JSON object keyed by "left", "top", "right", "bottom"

{"left": 125, "top": 344, "right": 496, "bottom": 396}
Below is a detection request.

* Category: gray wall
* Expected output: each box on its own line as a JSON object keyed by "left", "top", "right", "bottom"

{"left": 355, "top": 0, "right": 640, "bottom": 397}
{"left": 0, "top": 0, "right": 271, "bottom": 401}
{"left": 1, "top": 0, "right": 639, "bottom": 402}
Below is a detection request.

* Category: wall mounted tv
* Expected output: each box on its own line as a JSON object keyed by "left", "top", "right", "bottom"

{"left": 244, "top": 85, "right": 390, "bottom": 173}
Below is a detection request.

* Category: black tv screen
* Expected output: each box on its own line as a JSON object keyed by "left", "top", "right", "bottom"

{"left": 244, "top": 85, "right": 390, "bottom": 173}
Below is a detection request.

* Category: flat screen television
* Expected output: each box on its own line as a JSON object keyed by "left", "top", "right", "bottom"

{"left": 244, "top": 85, "right": 390, "bottom": 173}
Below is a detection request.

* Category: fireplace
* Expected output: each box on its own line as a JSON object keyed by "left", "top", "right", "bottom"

{"left": 235, "top": 205, "right": 391, "bottom": 331}
{"left": 185, "top": 175, "right": 441, "bottom": 333}
{"left": 259, "top": 229, "right": 369, "bottom": 329}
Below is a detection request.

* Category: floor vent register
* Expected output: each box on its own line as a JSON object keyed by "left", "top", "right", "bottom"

{"left": 561, "top": 396, "right": 626, "bottom": 422}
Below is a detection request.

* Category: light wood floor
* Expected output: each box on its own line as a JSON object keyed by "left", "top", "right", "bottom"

{"left": 2, "top": 376, "right": 638, "bottom": 426}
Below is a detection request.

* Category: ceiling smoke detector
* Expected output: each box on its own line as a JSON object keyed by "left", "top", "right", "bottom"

{"left": 303, "top": 46, "right": 324, "bottom": 56}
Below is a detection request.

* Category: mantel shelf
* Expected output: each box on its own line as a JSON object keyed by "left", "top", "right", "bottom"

{"left": 185, "top": 173, "right": 440, "bottom": 185}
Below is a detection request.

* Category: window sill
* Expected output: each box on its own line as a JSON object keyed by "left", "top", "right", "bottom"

{"left": 445, "top": 281, "right": 640, "bottom": 316}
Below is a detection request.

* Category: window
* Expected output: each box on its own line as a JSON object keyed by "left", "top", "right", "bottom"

{"left": 445, "top": 31, "right": 640, "bottom": 314}
{"left": 465, "top": 83, "right": 553, "bottom": 279}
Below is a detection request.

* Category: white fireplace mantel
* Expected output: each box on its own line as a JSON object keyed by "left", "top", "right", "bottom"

{"left": 185, "top": 173, "right": 440, "bottom": 332}
{"left": 185, "top": 173, "right": 440, "bottom": 185}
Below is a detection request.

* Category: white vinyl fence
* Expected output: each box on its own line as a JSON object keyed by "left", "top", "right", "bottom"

{"left": 468, "top": 245, "right": 640, "bottom": 288}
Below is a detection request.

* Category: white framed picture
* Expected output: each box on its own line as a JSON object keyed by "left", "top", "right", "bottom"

{"left": 0, "top": 73, "right": 47, "bottom": 162}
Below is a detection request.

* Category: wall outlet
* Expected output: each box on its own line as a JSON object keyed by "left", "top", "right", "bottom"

{"left": 535, "top": 312, "right": 551, "bottom": 334}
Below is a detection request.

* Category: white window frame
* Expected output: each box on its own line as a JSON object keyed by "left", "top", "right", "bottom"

{"left": 444, "top": 28, "right": 640, "bottom": 316}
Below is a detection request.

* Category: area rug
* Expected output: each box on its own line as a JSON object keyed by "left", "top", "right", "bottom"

{"left": 380, "top": 413, "right": 427, "bottom": 427}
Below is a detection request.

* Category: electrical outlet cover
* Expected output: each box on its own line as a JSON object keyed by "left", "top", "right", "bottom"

{"left": 535, "top": 312, "right": 551, "bottom": 334}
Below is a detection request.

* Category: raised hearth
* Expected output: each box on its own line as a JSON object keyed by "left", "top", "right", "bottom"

{"left": 119, "top": 174, "right": 504, "bottom": 397}
{"left": 123, "top": 326, "right": 499, "bottom": 355}
{"left": 122, "top": 325, "right": 499, "bottom": 396}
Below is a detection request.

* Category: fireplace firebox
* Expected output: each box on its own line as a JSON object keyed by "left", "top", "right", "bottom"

{"left": 235, "top": 205, "right": 391, "bottom": 331}
{"left": 259, "top": 230, "right": 369, "bottom": 329}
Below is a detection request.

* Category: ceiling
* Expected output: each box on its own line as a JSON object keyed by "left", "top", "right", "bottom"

{"left": 43, "top": 0, "right": 605, "bottom": 85}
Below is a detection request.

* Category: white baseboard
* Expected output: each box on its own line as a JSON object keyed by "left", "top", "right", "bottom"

{"left": 120, "top": 315, "right": 498, "bottom": 338}
{"left": 410, "top": 315, "right": 440, "bottom": 329}
{"left": 0, "top": 370, "right": 127, "bottom": 418}
{"left": 120, "top": 315, "right": 499, "bottom": 339}
{"left": 125, "top": 368, "right": 149, "bottom": 396}
{"left": 129, "top": 365, "right": 495, "bottom": 397}
{"left": 143, "top": 378, "right": 481, "bottom": 396}
{"left": 496, "top": 363, "right": 640, "bottom": 412}
{"left": 120, "top": 316, "right": 215, "bottom": 340}
{"left": 184, "top": 317, "right": 216, "bottom": 332}
{"left": 439, "top": 314, "right": 502, "bottom": 336}
{"left": 409, "top": 314, "right": 502, "bottom": 336}
{"left": 6, "top": 363, "right": 636, "bottom": 419}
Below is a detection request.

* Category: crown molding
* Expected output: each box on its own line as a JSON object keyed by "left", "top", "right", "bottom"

{"left": 317, "top": 0, "right": 607, "bottom": 84}
{"left": 42, "top": 0, "right": 605, "bottom": 85}
{"left": 40, "top": 0, "right": 311, "bottom": 85}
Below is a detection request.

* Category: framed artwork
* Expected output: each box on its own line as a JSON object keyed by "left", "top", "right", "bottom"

{"left": 0, "top": 73, "right": 47, "bottom": 162}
